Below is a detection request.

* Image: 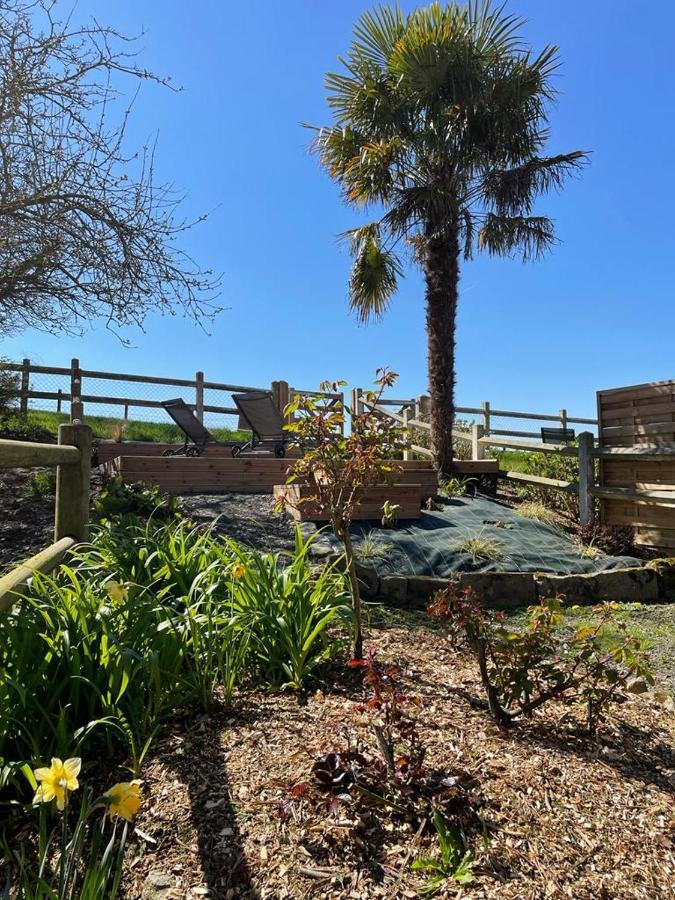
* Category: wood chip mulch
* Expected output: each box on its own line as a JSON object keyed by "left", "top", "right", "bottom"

{"left": 122, "top": 614, "right": 674, "bottom": 900}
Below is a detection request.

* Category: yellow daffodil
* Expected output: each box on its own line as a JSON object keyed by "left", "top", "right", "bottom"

{"left": 105, "top": 581, "right": 127, "bottom": 603}
{"left": 231, "top": 563, "right": 247, "bottom": 581}
{"left": 104, "top": 780, "right": 142, "bottom": 821}
{"left": 33, "top": 757, "right": 81, "bottom": 810}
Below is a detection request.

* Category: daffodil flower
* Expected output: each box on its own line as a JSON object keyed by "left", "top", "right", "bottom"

{"left": 33, "top": 758, "right": 81, "bottom": 810}
{"left": 231, "top": 563, "right": 247, "bottom": 581}
{"left": 105, "top": 581, "right": 127, "bottom": 603}
{"left": 104, "top": 780, "right": 142, "bottom": 821}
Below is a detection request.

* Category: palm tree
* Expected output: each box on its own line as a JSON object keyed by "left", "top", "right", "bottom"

{"left": 310, "top": 1, "right": 587, "bottom": 478}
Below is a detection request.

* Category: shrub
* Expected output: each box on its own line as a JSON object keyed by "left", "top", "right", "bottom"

{"left": 93, "top": 475, "right": 181, "bottom": 521}
{"left": 514, "top": 449, "right": 582, "bottom": 519}
{"left": 0, "top": 360, "right": 18, "bottom": 424}
{"left": 429, "top": 585, "right": 653, "bottom": 733}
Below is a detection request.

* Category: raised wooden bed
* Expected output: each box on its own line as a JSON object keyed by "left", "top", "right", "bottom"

{"left": 103, "top": 454, "right": 500, "bottom": 498}
{"left": 104, "top": 455, "right": 292, "bottom": 494}
{"left": 96, "top": 440, "right": 235, "bottom": 465}
{"left": 274, "top": 483, "right": 423, "bottom": 522}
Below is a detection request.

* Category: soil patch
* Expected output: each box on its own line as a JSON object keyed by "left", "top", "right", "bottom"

{"left": 122, "top": 609, "right": 675, "bottom": 900}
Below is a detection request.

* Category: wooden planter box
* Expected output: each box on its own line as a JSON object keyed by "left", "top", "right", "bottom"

{"left": 274, "top": 482, "right": 422, "bottom": 522}
{"left": 96, "top": 440, "right": 235, "bottom": 465}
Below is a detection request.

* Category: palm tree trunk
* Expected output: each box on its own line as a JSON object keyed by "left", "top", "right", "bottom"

{"left": 424, "top": 220, "right": 460, "bottom": 480}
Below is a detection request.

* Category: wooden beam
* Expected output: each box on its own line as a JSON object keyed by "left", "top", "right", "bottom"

{"left": 591, "top": 486, "right": 675, "bottom": 506}
{"left": 0, "top": 537, "right": 76, "bottom": 613}
{"left": 501, "top": 470, "right": 576, "bottom": 492}
{"left": 0, "top": 438, "right": 80, "bottom": 467}
{"left": 593, "top": 444, "right": 675, "bottom": 460}
{"left": 479, "top": 436, "right": 579, "bottom": 456}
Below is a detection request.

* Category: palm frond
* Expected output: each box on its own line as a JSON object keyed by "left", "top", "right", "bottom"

{"left": 344, "top": 223, "right": 403, "bottom": 322}
{"left": 481, "top": 151, "right": 588, "bottom": 215}
{"left": 350, "top": 5, "right": 405, "bottom": 68}
{"left": 478, "top": 213, "right": 555, "bottom": 261}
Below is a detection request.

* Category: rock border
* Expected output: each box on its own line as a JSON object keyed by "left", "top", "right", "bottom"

{"left": 355, "top": 559, "right": 675, "bottom": 609}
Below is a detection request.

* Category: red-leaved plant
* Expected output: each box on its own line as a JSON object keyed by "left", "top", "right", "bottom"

{"left": 277, "top": 368, "right": 408, "bottom": 658}
{"left": 429, "top": 584, "right": 654, "bottom": 733}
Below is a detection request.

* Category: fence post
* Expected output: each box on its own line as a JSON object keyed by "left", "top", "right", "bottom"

{"left": 578, "top": 431, "right": 595, "bottom": 528}
{"left": 481, "top": 400, "right": 491, "bottom": 435}
{"left": 351, "top": 387, "right": 363, "bottom": 431}
{"left": 559, "top": 408, "right": 568, "bottom": 432}
{"left": 57, "top": 390, "right": 63, "bottom": 414}
{"left": 55, "top": 423, "right": 92, "bottom": 542}
{"left": 19, "top": 358, "right": 30, "bottom": 415}
{"left": 70, "top": 358, "right": 83, "bottom": 422}
{"left": 417, "top": 394, "right": 431, "bottom": 420}
{"left": 402, "top": 406, "right": 411, "bottom": 460}
{"left": 471, "top": 423, "right": 485, "bottom": 461}
{"left": 272, "top": 380, "right": 290, "bottom": 418}
{"left": 195, "top": 370, "right": 205, "bottom": 424}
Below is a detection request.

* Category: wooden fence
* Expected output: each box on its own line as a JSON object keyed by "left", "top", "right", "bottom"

{"left": 0, "top": 423, "right": 91, "bottom": 612}
{"left": 353, "top": 390, "right": 598, "bottom": 440}
{"left": 4, "top": 359, "right": 344, "bottom": 433}
{"left": 595, "top": 380, "right": 675, "bottom": 549}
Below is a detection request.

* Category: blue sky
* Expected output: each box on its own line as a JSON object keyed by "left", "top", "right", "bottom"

{"left": 3, "top": 0, "right": 675, "bottom": 419}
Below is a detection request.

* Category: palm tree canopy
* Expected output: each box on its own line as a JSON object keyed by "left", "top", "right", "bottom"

{"left": 311, "top": 1, "right": 587, "bottom": 321}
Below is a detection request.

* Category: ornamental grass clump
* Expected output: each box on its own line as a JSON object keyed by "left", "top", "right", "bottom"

{"left": 429, "top": 586, "right": 654, "bottom": 733}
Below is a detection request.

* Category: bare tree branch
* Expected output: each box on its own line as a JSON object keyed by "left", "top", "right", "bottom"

{"left": 0, "top": 0, "right": 222, "bottom": 338}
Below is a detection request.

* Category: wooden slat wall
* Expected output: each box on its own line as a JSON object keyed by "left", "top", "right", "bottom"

{"left": 597, "top": 380, "right": 675, "bottom": 548}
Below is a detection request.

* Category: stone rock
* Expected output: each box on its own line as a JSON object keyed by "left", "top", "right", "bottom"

{"left": 379, "top": 575, "right": 408, "bottom": 604}
{"left": 534, "top": 567, "right": 659, "bottom": 605}
{"left": 646, "top": 557, "right": 675, "bottom": 594}
{"left": 143, "top": 871, "right": 174, "bottom": 900}
{"left": 406, "top": 576, "right": 450, "bottom": 603}
{"left": 355, "top": 564, "right": 380, "bottom": 599}
{"left": 626, "top": 676, "right": 649, "bottom": 694}
{"left": 456, "top": 572, "right": 536, "bottom": 609}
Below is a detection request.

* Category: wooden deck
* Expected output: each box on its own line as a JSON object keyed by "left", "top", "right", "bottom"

{"left": 103, "top": 453, "right": 499, "bottom": 496}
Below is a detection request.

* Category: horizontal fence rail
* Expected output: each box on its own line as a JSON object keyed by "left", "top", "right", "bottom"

{"left": 4, "top": 360, "right": 346, "bottom": 439}
{"left": 0, "top": 424, "right": 91, "bottom": 613}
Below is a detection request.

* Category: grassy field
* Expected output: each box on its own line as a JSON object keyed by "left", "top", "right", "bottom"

{"left": 8, "top": 409, "right": 249, "bottom": 443}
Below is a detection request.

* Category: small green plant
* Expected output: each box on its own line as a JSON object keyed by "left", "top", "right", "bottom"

{"left": 455, "top": 531, "right": 504, "bottom": 563}
{"left": 110, "top": 420, "right": 128, "bottom": 442}
{"left": 381, "top": 499, "right": 401, "bottom": 528}
{"left": 516, "top": 500, "right": 560, "bottom": 528}
{"left": 354, "top": 533, "right": 389, "bottom": 561}
{"left": 579, "top": 542, "right": 603, "bottom": 560}
{"left": 94, "top": 475, "right": 180, "bottom": 520}
{"left": 412, "top": 810, "right": 476, "bottom": 893}
{"left": 439, "top": 476, "right": 475, "bottom": 499}
{"left": 25, "top": 469, "right": 56, "bottom": 497}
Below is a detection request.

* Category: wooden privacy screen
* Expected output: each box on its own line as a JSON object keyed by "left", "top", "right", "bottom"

{"left": 597, "top": 379, "right": 675, "bottom": 549}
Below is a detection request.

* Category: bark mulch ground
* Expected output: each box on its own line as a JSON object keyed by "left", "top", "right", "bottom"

{"left": 122, "top": 610, "right": 675, "bottom": 900}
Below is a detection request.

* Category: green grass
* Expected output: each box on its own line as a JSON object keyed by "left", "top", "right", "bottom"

{"left": 492, "top": 449, "right": 531, "bottom": 473}
{"left": 10, "top": 409, "right": 249, "bottom": 443}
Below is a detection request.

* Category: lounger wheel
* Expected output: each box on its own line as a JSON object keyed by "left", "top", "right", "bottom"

{"left": 232, "top": 445, "right": 242, "bottom": 458}
{"left": 274, "top": 444, "right": 285, "bottom": 458}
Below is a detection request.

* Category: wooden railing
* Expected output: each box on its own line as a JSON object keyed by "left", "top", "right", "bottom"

{"left": 353, "top": 391, "right": 598, "bottom": 440}
{"left": 0, "top": 423, "right": 91, "bottom": 612}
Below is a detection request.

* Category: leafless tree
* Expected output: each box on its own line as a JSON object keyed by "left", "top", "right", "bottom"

{"left": 0, "top": 0, "right": 221, "bottom": 338}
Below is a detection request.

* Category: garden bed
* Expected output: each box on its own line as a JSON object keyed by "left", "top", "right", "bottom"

{"left": 121, "top": 607, "right": 675, "bottom": 900}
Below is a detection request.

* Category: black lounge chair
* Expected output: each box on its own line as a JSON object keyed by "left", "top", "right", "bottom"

{"left": 231, "top": 390, "right": 290, "bottom": 458}
{"left": 161, "top": 398, "right": 242, "bottom": 457}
